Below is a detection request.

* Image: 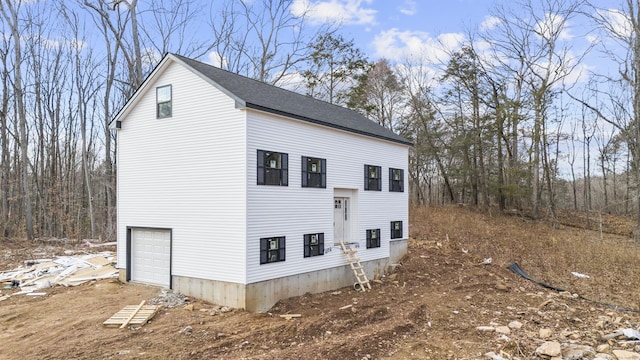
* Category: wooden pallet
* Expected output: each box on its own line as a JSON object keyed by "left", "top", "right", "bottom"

{"left": 340, "top": 242, "right": 371, "bottom": 291}
{"left": 103, "top": 301, "right": 160, "bottom": 328}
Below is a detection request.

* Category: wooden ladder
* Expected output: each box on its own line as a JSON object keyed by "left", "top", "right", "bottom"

{"left": 340, "top": 241, "right": 371, "bottom": 291}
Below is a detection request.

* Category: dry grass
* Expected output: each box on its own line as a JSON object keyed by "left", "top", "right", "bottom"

{"left": 411, "top": 205, "right": 640, "bottom": 311}
{"left": 3, "top": 205, "right": 640, "bottom": 359}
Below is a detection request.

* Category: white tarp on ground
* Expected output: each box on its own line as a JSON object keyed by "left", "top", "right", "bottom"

{"left": 0, "top": 251, "right": 118, "bottom": 297}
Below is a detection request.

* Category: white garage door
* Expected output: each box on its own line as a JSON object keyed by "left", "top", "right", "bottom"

{"left": 131, "top": 228, "right": 171, "bottom": 287}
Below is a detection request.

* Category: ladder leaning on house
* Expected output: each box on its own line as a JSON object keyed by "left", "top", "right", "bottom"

{"left": 340, "top": 241, "right": 371, "bottom": 291}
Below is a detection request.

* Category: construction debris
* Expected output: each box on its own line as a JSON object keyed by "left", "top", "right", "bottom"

{"left": 0, "top": 251, "right": 117, "bottom": 296}
{"left": 103, "top": 301, "right": 160, "bottom": 328}
{"left": 279, "top": 314, "right": 301, "bottom": 320}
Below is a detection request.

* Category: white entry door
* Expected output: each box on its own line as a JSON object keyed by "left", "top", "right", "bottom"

{"left": 334, "top": 197, "right": 350, "bottom": 244}
{"left": 131, "top": 228, "right": 171, "bottom": 287}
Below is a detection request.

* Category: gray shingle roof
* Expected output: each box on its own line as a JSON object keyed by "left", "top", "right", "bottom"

{"left": 171, "top": 53, "right": 411, "bottom": 146}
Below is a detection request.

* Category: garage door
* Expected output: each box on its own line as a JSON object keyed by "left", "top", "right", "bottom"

{"left": 130, "top": 228, "right": 171, "bottom": 287}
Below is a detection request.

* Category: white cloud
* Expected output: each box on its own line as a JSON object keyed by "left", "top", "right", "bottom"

{"left": 26, "top": 34, "right": 86, "bottom": 51}
{"left": 274, "top": 70, "right": 307, "bottom": 93}
{"left": 399, "top": 0, "right": 417, "bottom": 16}
{"left": 373, "top": 28, "right": 464, "bottom": 64}
{"left": 535, "top": 13, "right": 573, "bottom": 41}
{"left": 595, "top": 8, "right": 633, "bottom": 38}
{"left": 206, "top": 51, "right": 228, "bottom": 68}
{"left": 291, "top": 0, "right": 377, "bottom": 25}
{"left": 528, "top": 50, "right": 593, "bottom": 87}
{"left": 480, "top": 16, "right": 501, "bottom": 31}
{"left": 586, "top": 34, "right": 599, "bottom": 44}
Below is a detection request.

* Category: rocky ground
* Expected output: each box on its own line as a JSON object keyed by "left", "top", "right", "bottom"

{"left": 1, "top": 206, "right": 640, "bottom": 359}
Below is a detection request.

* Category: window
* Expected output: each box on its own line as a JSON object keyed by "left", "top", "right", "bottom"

{"left": 364, "top": 165, "right": 381, "bottom": 191}
{"left": 156, "top": 85, "right": 172, "bottom": 118}
{"left": 366, "top": 229, "right": 380, "bottom": 248}
{"left": 260, "top": 236, "right": 286, "bottom": 264}
{"left": 390, "top": 221, "right": 403, "bottom": 239}
{"left": 304, "top": 233, "right": 324, "bottom": 257}
{"left": 302, "top": 156, "right": 326, "bottom": 188}
{"left": 257, "top": 150, "right": 288, "bottom": 186}
{"left": 389, "top": 168, "right": 404, "bottom": 192}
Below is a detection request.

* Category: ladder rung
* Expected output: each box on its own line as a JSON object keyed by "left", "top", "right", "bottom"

{"left": 351, "top": 265, "right": 363, "bottom": 270}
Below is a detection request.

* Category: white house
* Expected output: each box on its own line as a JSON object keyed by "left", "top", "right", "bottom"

{"left": 112, "top": 53, "right": 411, "bottom": 312}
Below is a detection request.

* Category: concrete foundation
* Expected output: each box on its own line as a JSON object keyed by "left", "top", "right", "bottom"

{"left": 389, "top": 238, "right": 408, "bottom": 264}
{"left": 119, "top": 239, "right": 409, "bottom": 312}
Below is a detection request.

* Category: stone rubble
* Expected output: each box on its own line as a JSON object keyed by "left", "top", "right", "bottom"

{"left": 148, "top": 288, "right": 189, "bottom": 308}
{"left": 478, "top": 293, "right": 640, "bottom": 359}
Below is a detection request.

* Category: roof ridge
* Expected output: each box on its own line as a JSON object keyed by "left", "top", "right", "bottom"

{"left": 167, "top": 53, "right": 412, "bottom": 146}
{"left": 170, "top": 52, "right": 364, "bottom": 113}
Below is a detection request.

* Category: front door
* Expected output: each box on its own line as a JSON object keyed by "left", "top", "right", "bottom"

{"left": 334, "top": 197, "right": 350, "bottom": 244}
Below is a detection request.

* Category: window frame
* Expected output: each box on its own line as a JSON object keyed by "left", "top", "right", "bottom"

{"left": 302, "top": 156, "right": 326, "bottom": 188}
{"left": 390, "top": 221, "right": 403, "bottom": 239}
{"left": 389, "top": 168, "right": 404, "bottom": 192}
{"left": 156, "top": 85, "right": 172, "bottom": 118}
{"left": 364, "top": 164, "right": 382, "bottom": 191}
{"left": 257, "top": 150, "right": 288, "bottom": 186}
{"left": 260, "top": 236, "right": 286, "bottom": 264}
{"left": 303, "top": 232, "right": 325, "bottom": 257}
{"left": 366, "top": 228, "right": 381, "bottom": 248}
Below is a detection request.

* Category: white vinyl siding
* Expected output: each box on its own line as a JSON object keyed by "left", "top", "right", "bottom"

{"left": 246, "top": 110, "right": 408, "bottom": 283}
{"left": 117, "top": 61, "right": 247, "bottom": 284}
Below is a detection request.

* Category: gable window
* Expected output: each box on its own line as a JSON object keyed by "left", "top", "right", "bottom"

{"left": 260, "top": 236, "right": 286, "bottom": 264}
{"left": 156, "top": 85, "right": 172, "bottom": 118}
{"left": 390, "top": 221, "right": 403, "bottom": 239}
{"left": 257, "top": 150, "right": 288, "bottom": 186}
{"left": 364, "top": 165, "right": 381, "bottom": 191}
{"left": 302, "top": 156, "right": 326, "bottom": 188}
{"left": 389, "top": 168, "right": 404, "bottom": 192}
{"left": 366, "top": 229, "right": 380, "bottom": 248}
{"left": 303, "top": 233, "right": 324, "bottom": 257}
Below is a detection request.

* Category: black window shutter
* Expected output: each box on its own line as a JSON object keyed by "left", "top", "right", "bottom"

{"left": 260, "top": 237, "right": 267, "bottom": 264}
{"left": 320, "top": 159, "right": 326, "bottom": 188}
{"left": 279, "top": 237, "right": 286, "bottom": 261}
{"left": 364, "top": 164, "right": 369, "bottom": 190}
{"left": 303, "top": 234, "right": 310, "bottom": 257}
{"left": 257, "top": 150, "right": 265, "bottom": 185}
{"left": 389, "top": 168, "right": 394, "bottom": 191}
{"left": 318, "top": 233, "right": 324, "bottom": 255}
{"left": 377, "top": 166, "right": 382, "bottom": 191}
{"left": 301, "top": 157, "right": 308, "bottom": 187}
{"left": 399, "top": 169, "right": 404, "bottom": 192}
{"left": 366, "top": 230, "right": 371, "bottom": 248}
{"left": 281, "top": 153, "right": 288, "bottom": 186}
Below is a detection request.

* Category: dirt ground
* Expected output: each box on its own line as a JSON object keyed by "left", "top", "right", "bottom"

{"left": 1, "top": 206, "right": 640, "bottom": 359}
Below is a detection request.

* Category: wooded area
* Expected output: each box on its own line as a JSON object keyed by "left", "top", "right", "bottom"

{"left": 1, "top": 0, "right": 639, "bottom": 240}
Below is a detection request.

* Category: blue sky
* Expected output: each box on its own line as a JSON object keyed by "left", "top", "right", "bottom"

{"left": 294, "top": 0, "right": 498, "bottom": 60}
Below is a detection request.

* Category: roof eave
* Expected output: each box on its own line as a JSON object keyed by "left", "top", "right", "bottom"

{"left": 109, "top": 53, "right": 174, "bottom": 129}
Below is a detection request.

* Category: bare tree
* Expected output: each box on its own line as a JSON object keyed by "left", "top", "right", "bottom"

{"left": 348, "top": 59, "right": 405, "bottom": 131}
{"left": 581, "top": 0, "right": 640, "bottom": 237}
{"left": 0, "top": 0, "right": 34, "bottom": 239}
{"left": 209, "top": 0, "right": 336, "bottom": 85}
